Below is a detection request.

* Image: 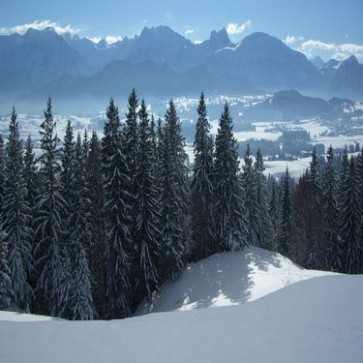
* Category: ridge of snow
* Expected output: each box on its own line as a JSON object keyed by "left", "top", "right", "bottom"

{"left": 138, "top": 246, "right": 335, "bottom": 314}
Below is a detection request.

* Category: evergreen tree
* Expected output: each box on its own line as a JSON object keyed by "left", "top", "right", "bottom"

{"left": 241, "top": 144, "right": 258, "bottom": 245}
{"left": 214, "top": 104, "right": 248, "bottom": 251}
{"left": 23, "top": 135, "right": 37, "bottom": 211}
{"left": 0, "top": 134, "right": 5, "bottom": 212}
{"left": 134, "top": 100, "right": 160, "bottom": 304}
{"left": 87, "top": 131, "right": 106, "bottom": 317}
{"left": 338, "top": 157, "right": 362, "bottom": 274}
{"left": 0, "top": 226, "right": 12, "bottom": 310}
{"left": 322, "top": 146, "right": 342, "bottom": 272}
{"left": 158, "top": 100, "right": 188, "bottom": 280}
{"left": 102, "top": 99, "right": 132, "bottom": 318}
{"left": 68, "top": 134, "right": 95, "bottom": 320}
{"left": 277, "top": 169, "right": 292, "bottom": 256}
{"left": 253, "top": 149, "right": 273, "bottom": 249}
{"left": 34, "top": 98, "right": 71, "bottom": 317}
{"left": 190, "top": 93, "right": 215, "bottom": 258}
{"left": 305, "top": 148, "right": 323, "bottom": 269}
{"left": 268, "top": 176, "right": 280, "bottom": 251}
{"left": 3, "top": 108, "right": 33, "bottom": 311}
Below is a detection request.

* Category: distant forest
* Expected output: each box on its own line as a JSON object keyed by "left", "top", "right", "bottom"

{"left": 0, "top": 90, "right": 362, "bottom": 320}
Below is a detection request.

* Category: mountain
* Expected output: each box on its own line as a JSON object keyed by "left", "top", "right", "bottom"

{"left": 205, "top": 32, "right": 323, "bottom": 94}
{"left": 0, "top": 26, "right": 362, "bottom": 112}
{"left": 1, "top": 247, "right": 362, "bottom": 363}
{"left": 329, "top": 55, "right": 363, "bottom": 100}
{"left": 242, "top": 89, "right": 353, "bottom": 121}
{"left": 310, "top": 55, "right": 325, "bottom": 69}
{"left": 320, "top": 58, "right": 341, "bottom": 85}
{"left": 0, "top": 27, "right": 87, "bottom": 96}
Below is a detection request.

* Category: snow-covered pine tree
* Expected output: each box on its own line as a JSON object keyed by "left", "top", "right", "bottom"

{"left": 241, "top": 144, "right": 258, "bottom": 246}
{"left": 0, "top": 134, "right": 5, "bottom": 212}
{"left": 87, "top": 131, "right": 106, "bottom": 318}
{"left": 23, "top": 135, "right": 37, "bottom": 212}
{"left": 102, "top": 98, "right": 132, "bottom": 318}
{"left": 338, "top": 157, "right": 362, "bottom": 274}
{"left": 3, "top": 107, "right": 33, "bottom": 311}
{"left": 34, "top": 98, "right": 71, "bottom": 317}
{"left": 68, "top": 133, "right": 95, "bottom": 320}
{"left": 277, "top": 168, "right": 292, "bottom": 256}
{"left": 268, "top": 176, "right": 280, "bottom": 251}
{"left": 322, "top": 146, "right": 342, "bottom": 272}
{"left": 190, "top": 93, "right": 216, "bottom": 259}
{"left": 357, "top": 147, "right": 363, "bottom": 273}
{"left": 253, "top": 149, "right": 273, "bottom": 250}
{"left": 123, "top": 89, "right": 140, "bottom": 301}
{"left": 158, "top": 100, "right": 188, "bottom": 281}
{"left": 214, "top": 103, "right": 248, "bottom": 251}
{"left": 134, "top": 100, "right": 160, "bottom": 305}
{"left": 0, "top": 225, "right": 12, "bottom": 310}
{"left": 305, "top": 148, "right": 323, "bottom": 269}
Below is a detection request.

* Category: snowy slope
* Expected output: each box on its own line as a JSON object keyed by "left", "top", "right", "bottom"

{"left": 1, "top": 274, "right": 363, "bottom": 363}
{"left": 1, "top": 248, "right": 362, "bottom": 363}
{"left": 138, "top": 246, "right": 334, "bottom": 313}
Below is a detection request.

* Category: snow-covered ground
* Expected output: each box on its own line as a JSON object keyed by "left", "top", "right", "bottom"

{"left": 1, "top": 247, "right": 362, "bottom": 363}
{"left": 138, "top": 247, "right": 333, "bottom": 313}
{"left": 263, "top": 158, "right": 311, "bottom": 178}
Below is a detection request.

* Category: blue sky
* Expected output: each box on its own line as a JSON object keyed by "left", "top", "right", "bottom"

{"left": 1, "top": 0, "right": 363, "bottom": 60}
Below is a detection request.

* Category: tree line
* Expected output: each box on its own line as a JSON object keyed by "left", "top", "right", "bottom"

{"left": 0, "top": 90, "right": 362, "bottom": 319}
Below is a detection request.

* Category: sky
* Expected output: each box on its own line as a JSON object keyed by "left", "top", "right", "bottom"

{"left": 1, "top": 0, "right": 363, "bottom": 61}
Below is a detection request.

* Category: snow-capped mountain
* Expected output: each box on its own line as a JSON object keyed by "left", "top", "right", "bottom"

{"left": 0, "top": 25, "right": 362, "bottom": 112}
{"left": 329, "top": 55, "right": 363, "bottom": 99}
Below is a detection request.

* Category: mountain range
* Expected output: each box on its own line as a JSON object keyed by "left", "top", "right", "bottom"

{"left": 0, "top": 25, "right": 362, "bottom": 113}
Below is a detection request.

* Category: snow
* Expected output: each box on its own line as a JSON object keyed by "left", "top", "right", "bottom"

{"left": 263, "top": 158, "right": 311, "bottom": 178}
{"left": 1, "top": 247, "right": 362, "bottom": 363}
{"left": 138, "top": 247, "right": 333, "bottom": 313}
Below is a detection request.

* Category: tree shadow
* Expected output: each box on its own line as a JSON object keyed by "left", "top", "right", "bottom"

{"left": 137, "top": 247, "right": 287, "bottom": 314}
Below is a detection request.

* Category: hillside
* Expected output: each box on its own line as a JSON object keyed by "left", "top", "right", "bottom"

{"left": 1, "top": 247, "right": 362, "bottom": 363}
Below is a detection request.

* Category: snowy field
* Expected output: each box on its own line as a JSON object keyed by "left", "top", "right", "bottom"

{"left": 1, "top": 247, "right": 362, "bottom": 363}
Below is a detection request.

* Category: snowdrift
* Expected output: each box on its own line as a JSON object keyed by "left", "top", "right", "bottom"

{"left": 1, "top": 247, "right": 362, "bottom": 363}
{"left": 138, "top": 246, "right": 334, "bottom": 313}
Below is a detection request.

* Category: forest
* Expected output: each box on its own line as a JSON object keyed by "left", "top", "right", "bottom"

{"left": 0, "top": 90, "right": 362, "bottom": 320}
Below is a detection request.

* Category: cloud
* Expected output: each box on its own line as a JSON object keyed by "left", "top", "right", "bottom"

{"left": 193, "top": 40, "right": 203, "bottom": 45}
{"left": 87, "top": 36, "right": 102, "bottom": 44}
{"left": 284, "top": 35, "right": 304, "bottom": 45}
{"left": 300, "top": 39, "right": 336, "bottom": 53}
{"left": 185, "top": 29, "right": 195, "bottom": 35}
{"left": 0, "top": 20, "right": 80, "bottom": 36}
{"left": 298, "top": 39, "right": 363, "bottom": 61}
{"left": 105, "top": 35, "right": 122, "bottom": 45}
{"left": 226, "top": 20, "right": 251, "bottom": 35}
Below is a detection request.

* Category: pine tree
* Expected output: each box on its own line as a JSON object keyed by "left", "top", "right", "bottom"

{"left": 0, "top": 226, "right": 12, "bottom": 310}
{"left": 3, "top": 108, "right": 33, "bottom": 311}
{"left": 253, "top": 149, "right": 273, "bottom": 249}
{"left": 214, "top": 104, "right": 248, "bottom": 251}
{"left": 34, "top": 98, "right": 71, "bottom": 317}
{"left": 322, "top": 146, "right": 342, "bottom": 272}
{"left": 88, "top": 131, "right": 106, "bottom": 318}
{"left": 305, "top": 148, "right": 323, "bottom": 269}
{"left": 277, "top": 169, "right": 292, "bottom": 256}
{"left": 68, "top": 134, "right": 95, "bottom": 320}
{"left": 338, "top": 157, "right": 362, "bottom": 274}
{"left": 102, "top": 98, "right": 132, "bottom": 318}
{"left": 241, "top": 144, "right": 258, "bottom": 245}
{"left": 23, "top": 135, "right": 37, "bottom": 211}
{"left": 134, "top": 100, "right": 160, "bottom": 304}
{"left": 190, "top": 93, "right": 215, "bottom": 258}
{"left": 268, "top": 176, "right": 280, "bottom": 251}
{"left": 158, "top": 100, "right": 188, "bottom": 280}
{"left": 0, "top": 134, "right": 5, "bottom": 212}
